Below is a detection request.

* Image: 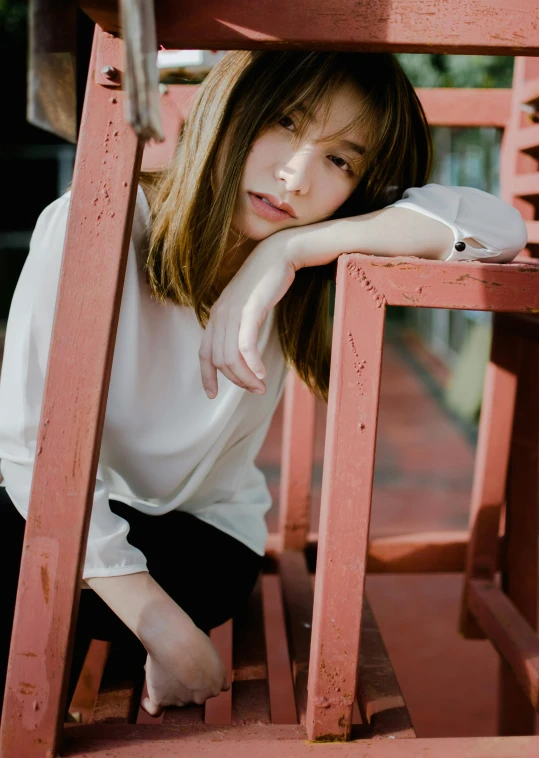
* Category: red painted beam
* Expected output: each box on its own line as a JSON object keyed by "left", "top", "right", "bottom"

{"left": 80, "top": 0, "right": 539, "bottom": 55}
{"left": 342, "top": 256, "right": 539, "bottom": 312}
{"left": 417, "top": 88, "right": 511, "bottom": 129}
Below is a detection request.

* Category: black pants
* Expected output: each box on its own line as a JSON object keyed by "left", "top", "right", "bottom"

{"left": 0, "top": 487, "right": 263, "bottom": 713}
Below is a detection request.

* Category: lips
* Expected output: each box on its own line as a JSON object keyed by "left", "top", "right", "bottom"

{"left": 248, "top": 192, "right": 297, "bottom": 220}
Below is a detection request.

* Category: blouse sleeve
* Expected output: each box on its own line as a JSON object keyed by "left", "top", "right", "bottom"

{"left": 0, "top": 194, "right": 148, "bottom": 580}
{"left": 387, "top": 184, "right": 528, "bottom": 263}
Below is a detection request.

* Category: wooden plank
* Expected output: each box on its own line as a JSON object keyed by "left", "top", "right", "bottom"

{"left": 342, "top": 256, "right": 539, "bottom": 313}
{"left": 468, "top": 580, "right": 539, "bottom": 711}
{"left": 307, "top": 255, "right": 386, "bottom": 742}
{"left": 69, "top": 640, "right": 110, "bottom": 724}
{"left": 0, "top": 28, "right": 143, "bottom": 758}
{"left": 79, "top": 0, "right": 539, "bottom": 55}
{"left": 357, "top": 596, "right": 415, "bottom": 739}
{"left": 64, "top": 722, "right": 539, "bottom": 757}
{"left": 514, "top": 124, "right": 539, "bottom": 155}
{"left": 511, "top": 173, "right": 539, "bottom": 199}
{"left": 205, "top": 621, "right": 233, "bottom": 724}
{"left": 526, "top": 221, "right": 539, "bottom": 244}
{"left": 460, "top": 317, "right": 521, "bottom": 638}
{"left": 271, "top": 532, "right": 502, "bottom": 573}
{"left": 279, "top": 551, "right": 314, "bottom": 724}
{"left": 261, "top": 574, "right": 297, "bottom": 724}
{"left": 417, "top": 88, "right": 511, "bottom": 128}
{"left": 368, "top": 531, "right": 469, "bottom": 573}
{"left": 498, "top": 339, "right": 539, "bottom": 735}
{"left": 521, "top": 77, "right": 539, "bottom": 108}
{"left": 232, "top": 579, "right": 270, "bottom": 725}
{"left": 278, "top": 372, "right": 317, "bottom": 551}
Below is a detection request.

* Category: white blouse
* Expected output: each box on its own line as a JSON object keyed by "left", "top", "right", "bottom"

{"left": 0, "top": 184, "right": 527, "bottom": 579}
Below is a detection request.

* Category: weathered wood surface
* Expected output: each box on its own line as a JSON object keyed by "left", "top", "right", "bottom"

{"left": 307, "top": 255, "right": 386, "bottom": 741}
{"left": 341, "top": 256, "right": 539, "bottom": 312}
{"left": 0, "top": 28, "right": 143, "bottom": 758}
{"left": 63, "top": 723, "right": 539, "bottom": 756}
{"left": 79, "top": 0, "right": 539, "bottom": 54}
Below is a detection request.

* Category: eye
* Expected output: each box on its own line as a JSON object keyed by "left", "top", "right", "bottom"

{"left": 277, "top": 115, "right": 295, "bottom": 131}
{"left": 328, "top": 155, "right": 354, "bottom": 174}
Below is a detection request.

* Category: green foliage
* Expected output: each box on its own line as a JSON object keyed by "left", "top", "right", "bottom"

{"left": 397, "top": 54, "right": 514, "bottom": 88}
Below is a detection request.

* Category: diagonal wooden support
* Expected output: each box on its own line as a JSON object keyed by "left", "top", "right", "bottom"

{"left": 0, "top": 27, "right": 143, "bottom": 758}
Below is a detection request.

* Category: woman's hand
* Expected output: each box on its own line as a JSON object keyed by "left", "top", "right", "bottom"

{"left": 86, "top": 571, "right": 229, "bottom": 717}
{"left": 141, "top": 623, "right": 229, "bottom": 716}
{"left": 199, "top": 229, "right": 299, "bottom": 398}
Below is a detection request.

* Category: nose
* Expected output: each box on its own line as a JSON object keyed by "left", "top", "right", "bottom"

{"left": 275, "top": 146, "right": 314, "bottom": 195}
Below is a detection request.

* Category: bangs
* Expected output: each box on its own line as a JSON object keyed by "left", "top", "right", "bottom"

{"left": 261, "top": 61, "right": 375, "bottom": 175}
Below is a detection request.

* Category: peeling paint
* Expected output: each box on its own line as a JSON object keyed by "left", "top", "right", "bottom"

{"left": 346, "top": 332, "right": 366, "bottom": 392}
{"left": 40, "top": 565, "right": 50, "bottom": 605}
{"left": 346, "top": 262, "right": 386, "bottom": 308}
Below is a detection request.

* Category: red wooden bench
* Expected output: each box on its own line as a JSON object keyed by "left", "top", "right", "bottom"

{"left": 2, "top": 2, "right": 539, "bottom": 756}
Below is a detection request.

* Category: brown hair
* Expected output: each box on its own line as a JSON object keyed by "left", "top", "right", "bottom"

{"left": 145, "top": 51, "right": 432, "bottom": 400}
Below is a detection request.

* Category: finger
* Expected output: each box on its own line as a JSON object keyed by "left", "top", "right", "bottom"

{"left": 224, "top": 314, "right": 266, "bottom": 393}
{"left": 212, "top": 319, "right": 252, "bottom": 392}
{"left": 238, "top": 306, "right": 267, "bottom": 380}
{"left": 199, "top": 322, "right": 218, "bottom": 398}
{"left": 140, "top": 696, "right": 165, "bottom": 718}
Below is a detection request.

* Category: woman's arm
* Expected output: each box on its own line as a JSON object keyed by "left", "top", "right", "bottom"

{"left": 279, "top": 184, "right": 528, "bottom": 268}
{"left": 199, "top": 185, "right": 527, "bottom": 397}
{"left": 86, "top": 572, "right": 229, "bottom": 716}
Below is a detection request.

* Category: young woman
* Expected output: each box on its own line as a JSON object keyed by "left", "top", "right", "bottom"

{"left": 0, "top": 51, "right": 527, "bottom": 717}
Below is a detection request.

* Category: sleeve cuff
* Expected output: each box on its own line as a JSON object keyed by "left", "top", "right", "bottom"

{"left": 82, "top": 563, "right": 149, "bottom": 580}
{"left": 389, "top": 184, "right": 526, "bottom": 263}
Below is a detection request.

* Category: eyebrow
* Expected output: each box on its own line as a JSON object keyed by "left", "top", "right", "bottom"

{"left": 338, "top": 139, "right": 366, "bottom": 156}
{"left": 290, "top": 105, "right": 366, "bottom": 156}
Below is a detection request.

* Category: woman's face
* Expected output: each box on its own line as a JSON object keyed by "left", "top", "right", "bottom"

{"left": 233, "top": 80, "right": 368, "bottom": 241}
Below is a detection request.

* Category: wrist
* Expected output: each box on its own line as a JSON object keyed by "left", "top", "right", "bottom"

{"left": 275, "top": 226, "right": 306, "bottom": 271}
{"left": 86, "top": 571, "right": 197, "bottom": 652}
